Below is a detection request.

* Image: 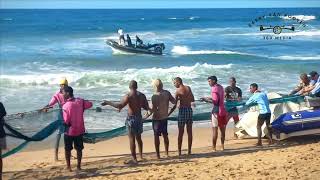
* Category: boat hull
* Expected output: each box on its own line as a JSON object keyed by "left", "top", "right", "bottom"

{"left": 271, "top": 109, "right": 320, "bottom": 134}
{"left": 106, "top": 40, "right": 163, "bottom": 55}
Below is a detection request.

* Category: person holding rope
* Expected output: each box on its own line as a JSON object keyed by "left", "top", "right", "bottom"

{"left": 62, "top": 86, "right": 93, "bottom": 171}
{"left": 41, "top": 77, "right": 68, "bottom": 161}
{"left": 171, "top": 77, "right": 195, "bottom": 156}
{"left": 245, "top": 83, "right": 273, "bottom": 146}
{"left": 144, "top": 79, "right": 176, "bottom": 159}
{"left": 101, "top": 80, "right": 150, "bottom": 164}
{"left": 200, "top": 76, "right": 227, "bottom": 151}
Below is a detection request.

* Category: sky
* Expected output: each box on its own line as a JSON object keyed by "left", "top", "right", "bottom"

{"left": 1, "top": 0, "right": 320, "bottom": 9}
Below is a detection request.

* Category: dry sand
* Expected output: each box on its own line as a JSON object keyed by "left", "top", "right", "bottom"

{"left": 3, "top": 125, "right": 320, "bottom": 180}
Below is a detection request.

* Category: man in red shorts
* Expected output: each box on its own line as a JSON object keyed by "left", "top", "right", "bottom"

{"left": 201, "top": 76, "right": 227, "bottom": 151}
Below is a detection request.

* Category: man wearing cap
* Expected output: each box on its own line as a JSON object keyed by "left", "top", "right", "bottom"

{"left": 42, "top": 77, "right": 69, "bottom": 161}
{"left": 300, "top": 71, "right": 320, "bottom": 97}
{"left": 201, "top": 76, "right": 228, "bottom": 151}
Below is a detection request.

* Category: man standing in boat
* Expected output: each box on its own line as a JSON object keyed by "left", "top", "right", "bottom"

{"left": 118, "top": 28, "right": 125, "bottom": 45}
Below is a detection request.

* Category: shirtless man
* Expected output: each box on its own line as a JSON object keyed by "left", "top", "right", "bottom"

{"left": 170, "top": 77, "right": 195, "bottom": 156}
{"left": 101, "top": 80, "right": 149, "bottom": 163}
{"left": 145, "top": 79, "right": 176, "bottom": 159}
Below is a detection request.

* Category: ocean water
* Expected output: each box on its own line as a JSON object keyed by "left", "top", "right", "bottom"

{"left": 1, "top": 8, "right": 320, "bottom": 125}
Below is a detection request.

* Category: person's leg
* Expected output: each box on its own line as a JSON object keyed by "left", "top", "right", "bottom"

{"left": 211, "top": 114, "right": 218, "bottom": 151}
{"left": 64, "top": 135, "right": 72, "bottom": 171}
{"left": 0, "top": 149, "right": 2, "bottom": 180}
{"left": 136, "top": 134, "right": 143, "bottom": 160}
{"left": 265, "top": 115, "right": 273, "bottom": 144}
{"left": 54, "top": 133, "right": 61, "bottom": 161}
{"left": 153, "top": 121, "right": 160, "bottom": 159}
{"left": 163, "top": 134, "right": 169, "bottom": 157}
{"left": 128, "top": 132, "right": 137, "bottom": 162}
{"left": 76, "top": 150, "right": 82, "bottom": 170}
{"left": 178, "top": 124, "right": 185, "bottom": 156}
{"left": 186, "top": 122, "right": 193, "bottom": 155}
{"left": 233, "top": 115, "right": 240, "bottom": 138}
{"left": 75, "top": 136, "right": 84, "bottom": 170}
{"left": 219, "top": 126, "right": 226, "bottom": 150}
{"left": 65, "top": 150, "right": 72, "bottom": 171}
{"left": 256, "top": 115, "right": 264, "bottom": 146}
{"left": 154, "top": 135, "right": 160, "bottom": 159}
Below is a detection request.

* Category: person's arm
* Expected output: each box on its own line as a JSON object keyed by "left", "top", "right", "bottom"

{"left": 48, "top": 95, "right": 58, "bottom": 107}
{"left": 168, "top": 91, "right": 176, "bottom": 105}
{"left": 83, "top": 100, "right": 93, "bottom": 110}
{"left": 189, "top": 87, "right": 195, "bottom": 102}
{"left": 144, "top": 95, "right": 156, "bottom": 119}
{"left": 168, "top": 92, "right": 178, "bottom": 116}
{"left": 101, "top": 95, "right": 129, "bottom": 111}
{"left": 301, "top": 84, "right": 316, "bottom": 94}
{"left": 0, "top": 102, "right": 6, "bottom": 119}
{"left": 238, "top": 88, "right": 243, "bottom": 101}
{"left": 290, "top": 83, "right": 303, "bottom": 95}
{"left": 63, "top": 106, "right": 71, "bottom": 126}
{"left": 212, "top": 92, "right": 219, "bottom": 106}
{"left": 143, "top": 94, "right": 150, "bottom": 111}
{"left": 200, "top": 97, "right": 212, "bottom": 103}
{"left": 245, "top": 95, "right": 256, "bottom": 106}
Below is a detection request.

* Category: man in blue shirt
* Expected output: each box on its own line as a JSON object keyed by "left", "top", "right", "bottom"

{"left": 245, "top": 83, "right": 273, "bottom": 146}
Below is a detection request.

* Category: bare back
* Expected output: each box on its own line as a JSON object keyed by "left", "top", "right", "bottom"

{"left": 176, "top": 85, "right": 194, "bottom": 108}
{"left": 152, "top": 90, "right": 175, "bottom": 120}
{"left": 127, "top": 91, "right": 149, "bottom": 116}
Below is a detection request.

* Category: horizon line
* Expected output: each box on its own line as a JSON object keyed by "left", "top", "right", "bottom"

{"left": 1, "top": 7, "right": 320, "bottom": 10}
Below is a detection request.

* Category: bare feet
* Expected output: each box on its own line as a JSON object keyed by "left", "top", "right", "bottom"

{"left": 212, "top": 146, "right": 216, "bottom": 152}
{"left": 77, "top": 166, "right": 82, "bottom": 171}
{"left": 256, "top": 142, "right": 263, "bottom": 147}
{"left": 66, "top": 166, "right": 72, "bottom": 172}
{"left": 221, "top": 145, "right": 225, "bottom": 151}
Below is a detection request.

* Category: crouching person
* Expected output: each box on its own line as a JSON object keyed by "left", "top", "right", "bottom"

{"left": 62, "top": 86, "right": 93, "bottom": 171}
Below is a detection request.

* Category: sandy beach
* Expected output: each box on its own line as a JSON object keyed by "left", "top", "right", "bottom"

{"left": 3, "top": 124, "right": 320, "bottom": 180}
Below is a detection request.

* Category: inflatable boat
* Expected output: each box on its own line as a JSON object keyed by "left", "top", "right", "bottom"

{"left": 106, "top": 39, "right": 165, "bottom": 55}
{"left": 271, "top": 109, "right": 320, "bottom": 140}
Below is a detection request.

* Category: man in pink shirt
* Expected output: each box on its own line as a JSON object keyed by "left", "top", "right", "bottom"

{"left": 62, "top": 86, "right": 92, "bottom": 171}
{"left": 42, "top": 78, "right": 68, "bottom": 161}
{"left": 201, "top": 76, "right": 228, "bottom": 151}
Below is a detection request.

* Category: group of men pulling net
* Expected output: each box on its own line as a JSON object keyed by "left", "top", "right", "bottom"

{"left": 2, "top": 94, "right": 305, "bottom": 158}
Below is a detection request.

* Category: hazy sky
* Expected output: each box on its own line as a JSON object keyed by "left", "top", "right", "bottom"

{"left": 1, "top": 0, "right": 320, "bottom": 9}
